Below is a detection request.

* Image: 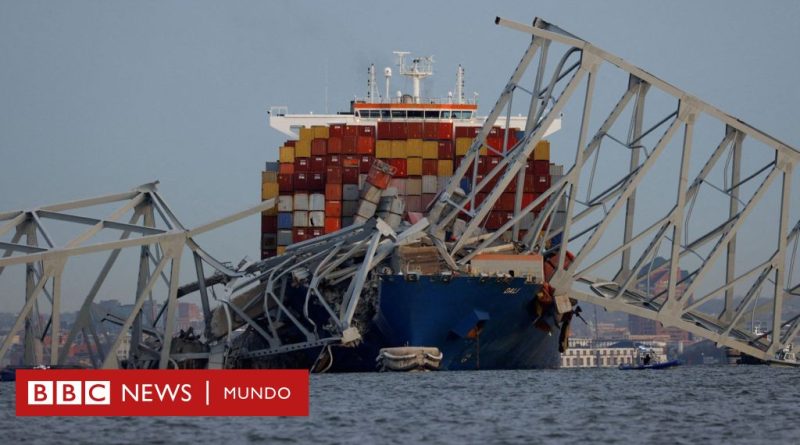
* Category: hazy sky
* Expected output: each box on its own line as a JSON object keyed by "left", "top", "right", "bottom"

{"left": 1, "top": 1, "right": 799, "bottom": 310}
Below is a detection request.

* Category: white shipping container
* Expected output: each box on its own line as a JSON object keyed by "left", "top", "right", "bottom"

{"left": 293, "top": 193, "right": 309, "bottom": 211}
{"left": 357, "top": 200, "right": 378, "bottom": 218}
{"left": 389, "top": 178, "right": 406, "bottom": 196}
{"left": 360, "top": 185, "right": 383, "bottom": 204}
{"left": 406, "top": 178, "right": 422, "bottom": 196}
{"left": 277, "top": 230, "right": 293, "bottom": 246}
{"left": 549, "top": 164, "right": 564, "bottom": 176}
{"left": 422, "top": 175, "right": 438, "bottom": 194}
{"left": 278, "top": 195, "right": 293, "bottom": 212}
{"left": 309, "top": 211, "right": 325, "bottom": 227}
{"left": 309, "top": 193, "right": 325, "bottom": 211}
{"left": 343, "top": 184, "right": 360, "bottom": 201}
{"left": 437, "top": 177, "right": 449, "bottom": 193}
{"left": 293, "top": 211, "right": 308, "bottom": 227}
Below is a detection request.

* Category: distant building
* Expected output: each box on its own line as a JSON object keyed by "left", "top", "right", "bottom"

{"left": 560, "top": 338, "right": 667, "bottom": 368}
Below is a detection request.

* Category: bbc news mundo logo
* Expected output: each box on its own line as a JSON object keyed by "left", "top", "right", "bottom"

{"left": 28, "top": 380, "right": 111, "bottom": 405}
{"left": 15, "top": 370, "right": 309, "bottom": 416}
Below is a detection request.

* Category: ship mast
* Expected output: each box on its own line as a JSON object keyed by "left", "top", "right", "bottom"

{"left": 394, "top": 51, "right": 433, "bottom": 104}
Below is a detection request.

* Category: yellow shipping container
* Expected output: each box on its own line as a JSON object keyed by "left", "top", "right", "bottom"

{"left": 406, "top": 139, "right": 423, "bottom": 157}
{"left": 376, "top": 140, "right": 392, "bottom": 158}
{"left": 261, "top": 182, "right": 279, "bottom": 200}
{"left": 312, "top": 125, "right": 329, "bottom": 139}
{"left": 534, "top": 140, "right": 550, "bottom": 160}
{"left": 407, "top": 157, "right": 422, "bottom": 176}
{"left": 455, "top": 137, "right": 472, "bottom": 156}
{"left": 422, "top": 141, "right": 438, "bottom": 159}
{"left": 299, "top": 127, "right": 314, "bottom": 141}
{"left": 278, "top": 146, "right": 295, "bottom": 164}
{"left": 262, "top": 171, "right": 278, "bottom": 184}
{"left": 438, "top": 160, "right": 454, "bottom": 176}
{"left": 277, "top": 246, "right": 287, "bottom": 256}
{"left": 391, "top": 140, "right": 407, "bottom": 158}
{"left": 295, "top": 139, "right": 312, "bottom": 157}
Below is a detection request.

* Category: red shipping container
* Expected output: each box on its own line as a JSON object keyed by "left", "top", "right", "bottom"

{"left": 309, "top": 172, "right": 325, "bottom": 190}
{"left": 505, "top": 178, "right": 516, "bottom": 193}
{"left": 344, "top": 125, "right": 358, "bottom": 137}
{"left": 279, "top": 163, "right": 295, "bottom": 175}
{"left": 422, "top": 121, "right": 438, "bottom": 140}
{"left": 390, "top": 122, "right": 408, "bottom": 140}
{"left": 422, "top": 159, "right": 438, "bottom": 176}
{"left": 261, "top": 215, "right": 278, "bottom": 233}
{"left": 309, "top": 228, "right": 324, "bottom": 238}
{"left": 421, "top": 193, "right": 436, "bottom": 210}
{"left": 437, "top": 140, "right": 454, "bottom": 159}
{"left": 521, "top": 193, "right": 537, "bottom": 209}
{"left": 357, "top": 125, "right": 375, "bottom": 137}
{"left": 328, "top": 137, "right": 343, "bottom": 154}
{"left": 437, "top": 122, "right": 453, "bottom": 140}
{"left": 326, "top": 165, "right": 343, "bottom": 183}
{"left": 293, "top": 172, "right": 309, "bottom": 190}
{"left": 359, "top": 155, "right": 374, "bottom": 174}
{"left": 310, "top": 155, "right": 326, "bottom": 172}
{"left": 294, "top": 157, "right": 310, "bottom": 172}
{"left": 534, "top": 174, "right": 551, "bottom": 192}
{"left": 533, "top": 160, "right": 549, "bottom": 175}
{"left": 325, "top": 183, "right": 342, "bottom": 200}
{"left": 407, "top": 122, "right": 424, "bottom": 139}
{"left": 377, "top": 121, "right": 392, "bottom": 139}
{"left": 341, "top": 155, "right": 359, "bottom": 168}
{"left": 284, "top": 140, "right": 296, "bottom": 147}
{"left": 455, "top": 156, "right": 473, "bottom": 176}
{"left": 311, "top": 138, "right": 327, "bottom": 155}
{"left": 325, "top": 217, "right": 341, "bottom": 234}
{"left": 367, "top": 168, "right": 392, "bottom": 189}
{"left": 405, "top": 195, "right": 422, "bottom": 213}
{"left": 388, "top": 159, "right": 407, "bottom": 178}
{"left": 356, "top": 136, "right": 375, "bottom": 154}
{"left": 455, "top": 126, "right": 481, "bottom": 138}
{"left": 342, "top": 135, "right": 357, "bottom": 154}
{"left": 523, "top": 173, "right": 536, "bottom": 193}
{"left": 343, "top": 166, "right": 359, "bottom": 184}
{"left": 496, "top": 193, "right": 516, "bottom": 212}
{"left": 325, "top": 200, "right": 342, "bottom": 216}
{"left": 278, "top": 174, "right": 294, "bottom": 192}
{"left": 293, "top": 228, "right": 309, "bottom": 242}
{"left": 329, "top": 124, "right": 346, "bottom": 138}
{"left": 328, "top": 154, "right": 341, "bottom": 166}
{"left": 485, "top": 211, "right": 507, "bottom": 230}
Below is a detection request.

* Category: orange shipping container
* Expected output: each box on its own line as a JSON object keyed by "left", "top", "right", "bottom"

{"left": 325, "top": 200, "right": 342, "bottom": 217}
{"left": 279, "top": 163, "right": 295, "bottom": 175}
{"left": 325, "top": 217, "right": 342, "bottom": 234}
{"left": 325, "top": 183, "right": 342, "bottom": 200}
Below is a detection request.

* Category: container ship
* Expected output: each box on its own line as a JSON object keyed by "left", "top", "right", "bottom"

{"left": 254, "top": 54, "right": 569, "bottom": 371}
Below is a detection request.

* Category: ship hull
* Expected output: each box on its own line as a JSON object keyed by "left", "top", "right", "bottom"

{"left": 319, "top": 275, "right": 561, "bottom": 372}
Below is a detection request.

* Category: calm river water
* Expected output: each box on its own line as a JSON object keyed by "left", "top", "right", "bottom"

{"left": 1, "top": 366, "right": 797, "bottom": 444}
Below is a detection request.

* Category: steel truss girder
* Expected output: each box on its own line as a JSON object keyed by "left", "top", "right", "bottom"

{"left": 0, "top": 182, "right": 276, "bottom": 369}
{"left": 423, "top": 17, "right": 800, "bottom": 364}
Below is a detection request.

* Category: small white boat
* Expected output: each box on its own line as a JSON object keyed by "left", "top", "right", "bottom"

{"left": 376, "top": 346, "right": 443, "bottom": 372}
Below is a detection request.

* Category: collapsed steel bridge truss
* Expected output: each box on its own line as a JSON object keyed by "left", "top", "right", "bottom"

{"left": 428, "top": 17, "right": 800, "bottom": 362}
{"left": 1, "top": 17, "right": 799, "bottom": 368}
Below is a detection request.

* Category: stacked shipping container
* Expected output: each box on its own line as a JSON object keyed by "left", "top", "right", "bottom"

{"left": 260, "top": 122, "right": 553, "bottom": 259}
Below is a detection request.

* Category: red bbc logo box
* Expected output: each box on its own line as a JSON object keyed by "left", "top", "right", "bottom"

{"left": 15, "top": 369, "right": 309, "bottom": 417}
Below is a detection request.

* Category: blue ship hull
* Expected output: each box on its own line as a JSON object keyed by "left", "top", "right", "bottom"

{"left": 321, "top": 275, "right": 562, "bottom": 371}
